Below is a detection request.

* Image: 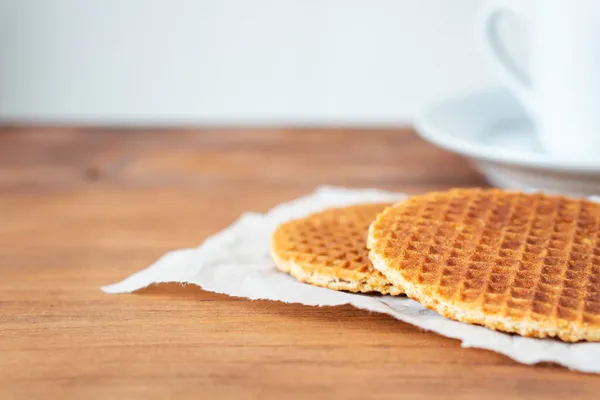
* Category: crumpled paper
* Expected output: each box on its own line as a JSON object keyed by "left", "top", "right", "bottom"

{"left": 102, "top": 186, "right": 600, "bottom": 373}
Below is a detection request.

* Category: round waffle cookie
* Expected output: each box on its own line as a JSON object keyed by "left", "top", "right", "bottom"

{"left": 368, "top": 188, "right": 600, "bottom": 342}
{"left": 271, "top": 203, "right": 401, "bottom": 295}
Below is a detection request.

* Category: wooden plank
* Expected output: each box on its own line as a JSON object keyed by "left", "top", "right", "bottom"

{"left": 3, "top": 127, "right": 597, "bottom": 400}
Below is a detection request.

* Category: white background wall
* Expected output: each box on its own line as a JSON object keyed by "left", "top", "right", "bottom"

{"left": 0, "top": 0, "right": 502, "bottom": 125}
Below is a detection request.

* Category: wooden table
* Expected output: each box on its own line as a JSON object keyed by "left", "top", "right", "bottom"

{"left": 2, "top": 127, "right": 599, "bottom": 399}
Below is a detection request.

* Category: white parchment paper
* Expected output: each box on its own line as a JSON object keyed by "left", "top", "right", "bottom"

{"left": 102, "top": 186, "right": 600, "bottom": 373}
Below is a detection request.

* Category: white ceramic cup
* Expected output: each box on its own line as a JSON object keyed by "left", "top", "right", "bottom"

{"left": 479, "top": 0, "right": 600, "bottom": 160}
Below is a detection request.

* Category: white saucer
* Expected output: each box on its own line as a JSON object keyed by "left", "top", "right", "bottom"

{"left": 414, "top": 87, "right": 600, "bottom": 196}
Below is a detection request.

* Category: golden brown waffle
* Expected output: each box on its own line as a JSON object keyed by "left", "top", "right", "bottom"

{"left": 368, "top": 188, "right": 600, "bottom": 342}
{"left": 271, "top": 203, "right": 401, "bottom": 295}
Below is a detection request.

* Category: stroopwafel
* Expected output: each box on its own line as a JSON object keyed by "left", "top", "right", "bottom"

{"left": 271, "top": 203, "right": 401, "bottom": 295}
{"left": 368, "top": 188, "right": 600, "bottom": 341}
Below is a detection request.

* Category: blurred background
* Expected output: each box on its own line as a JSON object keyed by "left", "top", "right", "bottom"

{"left": 0, "top": 0, "right": 514, "bottom": 126}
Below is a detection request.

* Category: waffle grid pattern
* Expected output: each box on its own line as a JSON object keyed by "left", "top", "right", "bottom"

{"left": 368, "top": 189, "right": 600, "bottom": 341}
{"left": 271, "top": 203, "right": 400, "bottom": 294}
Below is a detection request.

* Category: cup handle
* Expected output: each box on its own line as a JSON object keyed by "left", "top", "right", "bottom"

{"left": 478, "top": 0, "right": 534, "bottom": 115}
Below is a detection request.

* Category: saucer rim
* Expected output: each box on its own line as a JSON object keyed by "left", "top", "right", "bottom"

{"left": 413, "top": 87, "right": 600, "bottom": 173}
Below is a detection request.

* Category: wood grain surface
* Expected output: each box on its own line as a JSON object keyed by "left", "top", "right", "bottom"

{"left": 1, "top": 127, "right": 599, "bottom": 399}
